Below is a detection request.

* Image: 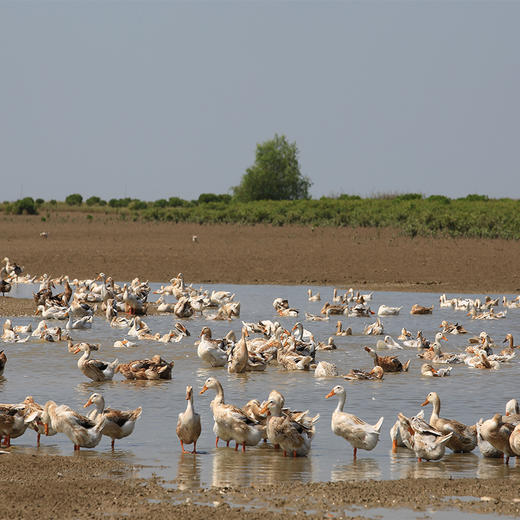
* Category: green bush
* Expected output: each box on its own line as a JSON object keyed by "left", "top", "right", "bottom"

{"left": 65, "top": 193, "right": 83, "bottom": 206}
{"left": 14, "top": 197, "right": 38, "bottom": 215}
{"left": 86, "top": 196, "right": 102, "bottom": 206}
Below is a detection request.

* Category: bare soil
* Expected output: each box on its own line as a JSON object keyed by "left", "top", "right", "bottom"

{"left": 1, "top": 214, "right": 520, "bottom": 293}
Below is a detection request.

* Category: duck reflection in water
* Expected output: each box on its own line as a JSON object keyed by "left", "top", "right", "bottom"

{"left": 176, "top": 452, "right": 201, "bottom": 490}
{"left": 331, "top": 458, "right": 381, "bottom": 482}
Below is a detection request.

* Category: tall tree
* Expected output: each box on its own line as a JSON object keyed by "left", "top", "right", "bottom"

{"left": 233, "top": 134, "right": 312, "bottom": 201}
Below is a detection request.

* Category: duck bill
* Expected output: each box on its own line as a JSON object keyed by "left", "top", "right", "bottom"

{"left": 420, "top": 399, "right": 429, "bottom": 407}
{"left": 199, "top": 385, "right": 208, "bottom": 395}
{"left": 259, "top": 404, "right": 269, "bottom": 415}
{"left": 325, "top": 390, "right": 336, "bottom": 399}
{"left": 73, "top": 347, "right": 81, "bottom": 354}
{"left": 84, "top": 399, "right": 93, "bottom": 408}
{"left": 441, "top": 335, "right": 448, "bottom": 341}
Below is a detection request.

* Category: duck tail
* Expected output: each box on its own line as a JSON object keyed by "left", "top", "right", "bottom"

{"left": 373, "top": 416, "right": 384, "bottom": 433}
{"left": 403, "top": 360, "right": 411, "bottom": 372}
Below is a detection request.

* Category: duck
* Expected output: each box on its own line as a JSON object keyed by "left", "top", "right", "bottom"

{"left": 305, "top": 311, "right": 330, "bottom": 321}
{"left": 375, "top": 335, "right": 403, "bottom": 349}
{"left": 320, "top": 302, "right": 345, "bottom": 315}
{"left": 398, "top": 328, "right": 412, "bottom": 341}
{"left": 364, "top": 346, "right": 410, "bottom": 372}
{"left": 22, "top": 396, "right": 58, "bottom": 446}
{"left": 325, "top": 385, "right": 383, "bottom": 459}
{"left": 307, "top": 289, "right": 321, "bottom": 302}
{"left": 260, "top": 397, "right": 313, "bottom": 457}
{"left": 508, "top": 423, "right": 520, "bottom": 458}
{"left": 176, "top": 385, "right": 201, "bottom": 454}
{"left": 317, "top": 337, "right": 337, "bottom": 350}
{"left": 377, "top": 305, "right": 402, "bottom": 316}
{"left": 0, "top": 267, "right": 12, "bottom": 296}
{"left": 227, "top": 327, "right": 249, "bottom": 374}
{"left": 476, "top": 418, "right": 503, "bottom": 458}
{"left": 73, "top": 343, "right": 118, "bottom": 382}
{"left": 398, "top": 412, "right": 453, "bottom": 462}
{"left": 84, "top": 393, "right": 142, "bottom": 450}
{"left": 155, "top": 296, "right": 176, "bottom": 313}
{"left": 501, "top": 334, "right": 519, "bottom": 356}
{"left": 0, "top": 350, "right": 6, "bottom": 377}
{"left": 41, "top": 400, "right": 105, "bottom": 451}
{"left": 479, "top": 413, "right": 516, "bottom": 463}
{"left": 439, "top": 321, "right": 468, "bottom": 335}
{"left": 335, "top": 321, "right": 352, "bottom": 336}
{"left": 420, "top": 363, "right": 452, "bottom": 377}
{"left": 421, "top": 392, "right": 477, "bottom": 453}
{"left": 66, "top": 313, "right": 93, "bottom": 330}
{"left": 197, "top": 327, "right": 229, "bottom": 367}
{"left": 110, "top": 316, "right": 134, "bottom": 329}
{"left": 363, "top": 317, "right": 384, "bottom": 336}
{"left": 199, "top": 377, "right": 263, "bottom": 451}
{"left": 390, "top": 410, "right": 424, "bottom": 451}
{"left": 115, "top": 355, "right": 174, "bottom": 380}
{"left": 343, "top": 366, "right": 384, "bottom": 381}
{"left": 314, "top": 361, "right": 338, "bottom": 378}
{"left": 113, "top": 339, "right": 137, "bottom": 348}
{"left": 0, "top": 403, "right": 38, "bottom": 447}
{"left": 410, "top": 304, "right": 433, "bottom": 315}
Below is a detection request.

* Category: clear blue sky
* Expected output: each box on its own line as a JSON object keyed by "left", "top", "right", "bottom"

{"left": 1, "top": 1, "right": 519, "bottom": 202}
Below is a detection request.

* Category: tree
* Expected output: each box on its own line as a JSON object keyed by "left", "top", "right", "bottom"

{"left": 233, "top": 134, "right": 312, "bottom": 201}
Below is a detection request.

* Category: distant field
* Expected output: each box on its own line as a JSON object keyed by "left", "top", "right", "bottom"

{"left": 2, "top": 194, "right": 520, "bottom": 239}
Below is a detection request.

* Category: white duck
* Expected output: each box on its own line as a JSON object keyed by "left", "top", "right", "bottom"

{"left": 197, "top": 327, "right": 229, "bottom": 367}
{"left": 325, "top": 385, "right": 383, "bottom": 459}
{"left": 176, "top": 385, "right": 201, "bottom": 454}
{"left": 377, "top": 305, "right": 402, "bottom": 316}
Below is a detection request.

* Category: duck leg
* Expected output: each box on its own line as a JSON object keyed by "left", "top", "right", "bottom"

{"left": 392, "top": 439, "right": 397, "bottom": 453}
{"left": 111, "top": 439, "right": 115, "bottom": 451}
{"left": 192, "top": 441, "right": 197, "bottom": 454}
{"left": 215, "top": 436, "right": 219, "bottom": 448}
{"left": 353, "top": 447, "right": 357, "bottom": 460}
{"left": 37, "top": 433, "right": 41, "bottom": 447}
{"left": 242, "top": 444, "right": 246, "bottom": 453}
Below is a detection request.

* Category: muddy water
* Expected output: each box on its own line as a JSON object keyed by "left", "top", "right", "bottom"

{"left": 2, "top": 284, "right": 520, "bottom": 487}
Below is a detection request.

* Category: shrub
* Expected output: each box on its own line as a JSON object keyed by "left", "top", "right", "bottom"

{"left": 14, "top": 197, "right": 38, "bottom": 215}
{"left": 465, "top": 194, "right": 489, "bottom": 202}
{"left": 86, "top": 196, "right": 102, "bottom": 206}
{"left": 168, "top": 197, "right": 186, "bottom": 207}
{"left": 65, "top": 193, "right": 83, "bottom": 206}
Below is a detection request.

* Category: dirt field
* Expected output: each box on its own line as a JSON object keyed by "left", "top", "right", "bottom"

{"left": 2, "top": 214, "right": 520, "bottom": 518}
{"left": 2, "top": 214, "right": 520, "bottom": 293}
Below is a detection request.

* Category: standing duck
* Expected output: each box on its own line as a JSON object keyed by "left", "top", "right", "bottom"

{"left": 480, "top": 413, "right": 516, "bottom": 463}
{"left": 84, "top": 393, "right": 142, "bottom": 450}
{"left": 176, "top": 385, "right": 201, "bottom": 454}
{"left": 197, "top": 327, "right": 229, "bottom": 367}
{"left": 421, "top": 392, "right": 477, "bottom": 453}
{"left": 325, "top": 385, "right": 383, "bottom": 459}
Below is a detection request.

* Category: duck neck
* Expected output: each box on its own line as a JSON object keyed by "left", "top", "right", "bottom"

{"left": 430, "top": 397, "right": 440, "bottom": 422}
{"left": 185, "top": 394, "right": 195, "bottom": 415}
{"left": 335, "top": 391, "right": 346, "bottom": 413}
{"left": 213, "top": 381, "right": 224, "bottom": 404}
{"left": 79, "top": 348, "right": 91, "bottom": 365}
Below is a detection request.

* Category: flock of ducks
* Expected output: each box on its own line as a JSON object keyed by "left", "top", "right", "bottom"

{"left": 1, "top": 259, "right": 520, "bottom": 468}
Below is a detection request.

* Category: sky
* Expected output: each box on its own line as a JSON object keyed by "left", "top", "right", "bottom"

{"left": 1, "top": 1, "right": 519, "bottom": 202}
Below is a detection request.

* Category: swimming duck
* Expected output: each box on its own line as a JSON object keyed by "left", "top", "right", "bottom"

{"left": 317, "top": 337, "right": 337, "bottom": 350}
{"left": 199, "top": 377, "right": 263, "bottom": 451}
{"left": 398, "top": 412, "right": 453, "bottom": 462}
{"left": 420, "top": 363, "right": 452, "bottom": 377}
{"left": 176, "top": 385, "right": 201, "bottom": 454}
{"left": 66, "top": 314, "right": 93, "bottom": 330}
{"left": 364, "top": 346, "right": 410, "bottom": 372}
{"left": 343, "top": 366, "right": 384, "bottom": 381}
{"left": 410, "top": 304, "right": 433, "bottom": 315}
{"left": 116, "top": 355, "right": 174, "bottom": 380}
{"left": 73, "top": 343, "right": 118, "bottom": 382}
{"left": 41, "top": 400, "right": 105, "bottom": 451}
{"left": 335, "top": 321, "right": 352, "bottom": 336}
{"left": 314, "top": 361, "right": 338, "bottom": 378}
{"left": 363, "top": 318, "right": 384, "bottom": 336}
{"left": 0, "top": 350, "right": 5, "bottom": 376}
{"left": 501, "top": 334, "right": 519, "bottom": 356}
{"left": 377, "top": 305, "right": 402, "bottom": 316}
{"left": 197, "top": 327, "right": 229, "bottom": 367}
{"left": 84, "top": 393, "right": 142, "bottom": 450}
{"left": 307, "top": 289, "right": 321, "bottom": 302}
{"left": 325, "top": 385, "right": 383, "bottom": 459}
{"left": 260, "top": 397, "right": 313, "bottom": 457}
{"left": 375, "top": 335, "right": 403, "bottom": 349}
{"left": 421, "top": 392, "right": 477, "bottom": 453}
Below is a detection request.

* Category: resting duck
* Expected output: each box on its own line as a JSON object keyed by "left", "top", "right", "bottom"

{"left": 343, "top": 366, "right": 384, "bottom": 381}
{"left": 0, "top": 350, "right": 6, "bottom": 377}
{"left": 73, "top": 343, "right": 118, "bottom": 382}
{"left": 509, "top": 423, "right": 520, "bottom": 458}
{"left": 320, "top": 302, "right": 345, "bottom": 316}
{"left": 335, "top": 321, "right": 352, "bottom": 336}
{"left": 197, "top": 327, "right": 229, "bottom": 367}
{"left": 317, "top": 337, "right": 337, "bottom": 350}
{"left": 479, "top": 413, "right": 516, "bottom": 463}
{"left": 0, "top": 267, "right": 11, "bottom": 296}
{"left": 116, "top": 355, "right": 174, "bottom": 380}
{"left": 501, "top": 334, "right": 519, "bottom": 356}
{"left": 199, "top": 377, "right": 263, "bottom": 451}
{"left": 375, "top": 335, "right": 402, "bottom": 349}
{"left": 66, "top": 314, "right": 93, "bottom": 330}
{"left": 227, "top": 327, "right": 249, "bottom": 374}
{"left": 84, "top": 393, "right": 142, "bottom": 450}
{"left": 260, "top": 396, "right": 313, "bottom": 457}
{"left": 325, "top": 385, "right": 383, "bottom": 459}
{"left": 23, "top": 396, "right": 57, "bottom": 446}
{"left": 439, "top": 321, "right": 468, "bottom": 335}
{"left": 314, "top": 361, "right": 338, "bottom": 378}
{"left": 41, "top": 400, "right": 105, "bottom": 451}
{"left": 398, "top": 411, "right": 453, "bottom": 462}
{"left": 421, "top": 392, "right": 477, "bottom": 453}
{"left": 176, "top": 385, "right": 201, "bottom": 454}
{"left": 364, "top": 346, "right": 410, "bottom": 372}
{"left": 390, "top": 410, "right": 424, "bottom": 451}
{"left": 476, "top": 418, "right": 503, "bottom": 458}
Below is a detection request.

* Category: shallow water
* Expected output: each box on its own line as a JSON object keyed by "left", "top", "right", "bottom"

{"left": 2, "top": 283, "right": 520, "bottom": 487}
